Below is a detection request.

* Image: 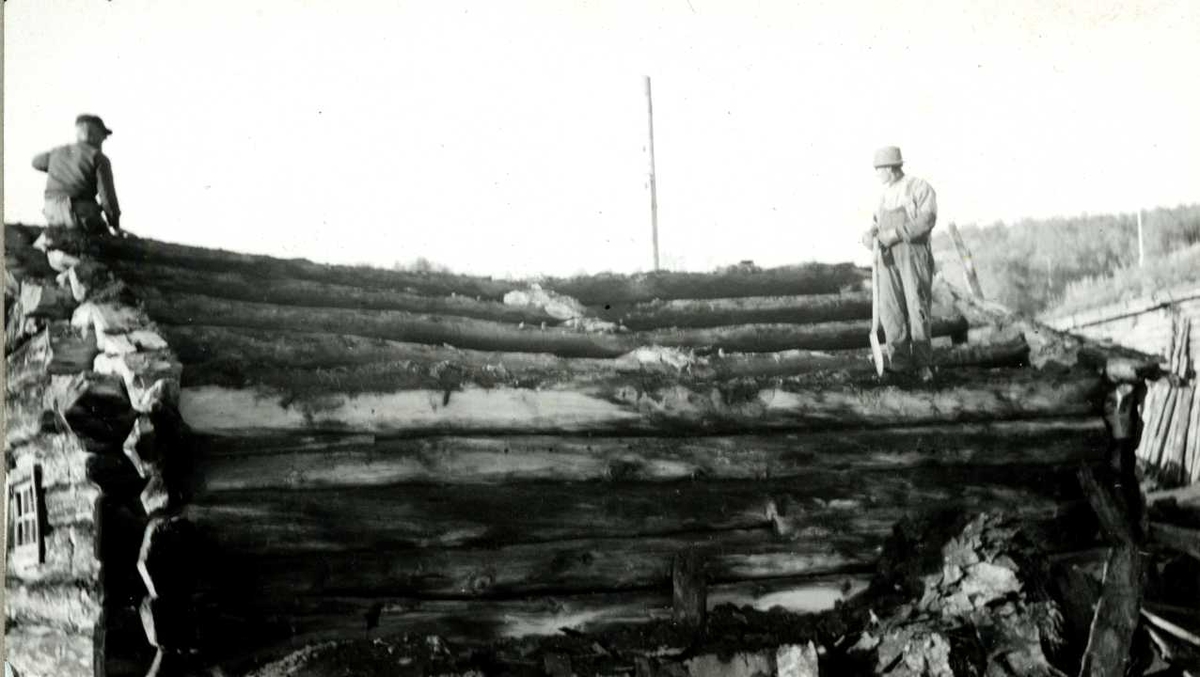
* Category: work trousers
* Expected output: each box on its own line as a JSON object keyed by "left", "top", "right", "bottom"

{"left": 43, "top": 195, "right": 106, "bottom": 234}
{"left": 879, "top": 240, "right": 934, "bottom": 371}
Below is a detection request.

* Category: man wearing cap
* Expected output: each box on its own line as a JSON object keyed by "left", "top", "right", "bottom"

{"left": 32, "top": 114, "right": 122, "bottom": 235}
{"left": 861, "top": 146, "right": 938, "bottom": 382}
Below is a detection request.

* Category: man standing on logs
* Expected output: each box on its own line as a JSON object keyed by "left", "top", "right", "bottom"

{"left": 32, "top": 114, "right": 122, "bottom": 236}
{"left": 862, "top": 146, "right": 938, "bottom": 382}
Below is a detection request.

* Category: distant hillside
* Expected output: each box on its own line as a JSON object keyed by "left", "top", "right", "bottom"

{"left": 932, "top": 203, "right": 1200, "bottom": 315}
{"left": 1045, "top": 243, "right": 1200, "bottom": 317}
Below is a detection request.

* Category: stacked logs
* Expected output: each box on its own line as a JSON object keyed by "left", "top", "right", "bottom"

{"left": 4, "top": 225, "right": 190, "bottom": 677}
{"left": 4, "top": 223, "right": 1152, "bottom": 675}
{"left": 1135, "top": 315, "right": 1199, "bottom": 487}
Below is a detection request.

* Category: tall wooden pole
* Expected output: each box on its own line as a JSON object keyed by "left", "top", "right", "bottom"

{"left": 644, "top": 76, "right": 660, "bottom": 272}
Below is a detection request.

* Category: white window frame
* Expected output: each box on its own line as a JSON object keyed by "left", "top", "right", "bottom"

{"left": 7, "top": 462, "right": 44, "bottom": 571}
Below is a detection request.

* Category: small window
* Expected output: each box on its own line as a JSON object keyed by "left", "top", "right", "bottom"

{"left": 8, "top": 465, "right": 43, "bottom": 570}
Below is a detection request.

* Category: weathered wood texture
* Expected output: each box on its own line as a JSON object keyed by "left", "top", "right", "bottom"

{"left": 109, "top": 261, "right": 561, "bottom": 324}
{"left": 5, "top": 581, "right": 103, "bottom": 633}
{"left": 163, "top": 324, "right": 1028, "bottom": 389}
{"left": 7, "top": 434, "right": 141, "bottom": 496}
{"left": 182, "top": 464, "right": 1086, "bottom": 555}
{"left": 541, "top": 264, "right": 868, "bottom": 305}
{"left": 196, "top": 528, "right": 875, "bottom": 604}
{"left": 188, "top": 418, "right": 1106, "bottom": 491}
{"left": 1078, "top": 546, "right": 1143, "bottom": 677}
{"left": 177, "top": 368, "right": 1103, "bottom": 435}
{"left": 197, "top": 574, "right": 871, "bottom": 670}
{"left": 19, "top": 222, "right": 867, "bottom": 302}
{"left": 139, "top": 290, "right": 968, "bottom": 357}
{"left": 3, "top": 625, "right": 98, "bottom": 677}
{"left": 6, "top": 524, "right": 100, "bottom": 584}
{"left": 5, "top": 322, "right": 99, "bottom": 393}
{"left": 7, "top": 371, "right": 135, "bottom": 448}
{"left": 597, "top": 292, "right": 874, "bottom": 329}
{"left": 1044, "top": 289, "right": 1200, "bottom": 367}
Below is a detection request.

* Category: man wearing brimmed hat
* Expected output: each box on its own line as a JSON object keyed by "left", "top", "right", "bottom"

{"left": 862, "top": 146, "right": 938, "bottom": 382}
{"left": 32, "top": 114, "right": 122, "bottom": 235}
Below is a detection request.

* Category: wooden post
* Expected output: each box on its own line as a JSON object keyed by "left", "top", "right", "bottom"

{"left": 644, "top": 75, "right": 660, "bottom": 272}
{"left": 946, "top": 222, "right": 984, "bottom": 300}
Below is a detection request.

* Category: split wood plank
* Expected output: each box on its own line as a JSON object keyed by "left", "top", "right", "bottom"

{"left": 188, "top": 417, "right": 1107, "bottom": 492}
{"left": 176, "top": 368, "right": 1103, "bottom": 436}
{"left": 180, "top": 464, "right": 1085, "bottom": 555}
{"left": 192, "top": 529, "right": 875, "bottom": 603}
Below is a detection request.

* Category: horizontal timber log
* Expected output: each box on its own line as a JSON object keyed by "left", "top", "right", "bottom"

{"left": 198, "top": 573, "right": 870, "bottom": 668}
{"left": 141, "top": 291, "right": 967, "bottom": 357}
{"left": 5, "top": 581, "right": 103, "bottom": 633}
{"left": 542, "top": 264, "right": 868, "bottom": 305}
{"left": 182, "top": 464, "right": 1084, "bottom": 554}
{"left": 43, "top": 223, "right": 869, "bottom": 303}
{"left": 163, "top": 325, "right": 1027, "bottom": 390}
{"left": 4, "top": 624, "right": 97, "bottom": 677}
{"left": 109, "top": 261, "right": 560, "bottom": 324}
{"left": 596, "top": 292, "right": 874, "bottom": 329}
{"left": 197, "top": 528, "right": 876, "bottom": 603}
{"left": 177, "top": 368, "right": 1103, "bottom": 435}
{"left": 190, "top": 417, "right": 1107, "bottom": 491}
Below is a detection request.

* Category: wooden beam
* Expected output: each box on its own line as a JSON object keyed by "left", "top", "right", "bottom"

{"left": 163, "top": 324, "right": 1028, "bottom": 389}
{"left": 196, "top": 573, "right": 871, "bottom": 669}
{"left": 52, "top": 224, "right": 869, "bottom": 302}
{"left": 946, "top": 222, "right": 985, "bottom": 300}
{"left": 595, "top": 292, "right": 874, "bottom": 329}
{"left": 5, "top": 524, "right": 100, "bottom": 584}
{"left": 1077, "top": 464, "right": 1144, "bottom": 677}
{"left": 3, "top": 624, "right": 97, "bottom": 677}
{"left": 140, "top": 290, "right": 969, "bottom": 357}
{"left": 176, "top": 368, "right": 1103, "bottom": 436}
{"left": 5, "top": 581, "right": 102, "bottom": 633}
{"left": 195, "top": 528, "right": 873, "bottom": 603}
{"left": 107, "top": 260, "right": 560, "bottom": 324}
{"left": 188, "top": 418, "right": 1107, "bottom": 492}
{"left": 1078, "top": 545, "right": 1143, "bottom": 677}
{"left": 181, "top": 465, "right": 1082, "bottom": 555}
{"left": 541, "top": 264, "right": 868, "bottom": 305}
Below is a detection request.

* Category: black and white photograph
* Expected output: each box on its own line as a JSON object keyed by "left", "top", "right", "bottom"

{"left": 3, "top": 1, "right": 1200, "bottom": 675}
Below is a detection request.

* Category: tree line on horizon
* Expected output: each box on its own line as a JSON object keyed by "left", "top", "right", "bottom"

{"left": 933, "top": 203, "right": 1200, "bottom": 315}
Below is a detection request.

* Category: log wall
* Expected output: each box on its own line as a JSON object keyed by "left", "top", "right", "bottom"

{"left": 1043, "top": 284, "right": 1200, "bottom": 372}
{"left": 5, "top": 225, "right": 181, "bottom": 677}
{"left": 4, "top": 224, "right": 1127, "bottom": 674}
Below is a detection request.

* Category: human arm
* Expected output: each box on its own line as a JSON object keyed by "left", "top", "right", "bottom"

{"left": 896, "top": 179, "right": 937, "bottom": 242}
{"left": 96, "top": 154, "right": 121, "bottom": 230}
{"left": 861, "top": 213, "right": 880, "bottom": 250}
{"left": 32, "top": 152, "right": 50, "bottom": 172}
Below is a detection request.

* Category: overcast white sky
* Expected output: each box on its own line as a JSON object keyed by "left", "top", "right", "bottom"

{"left": 4, "top": 1, "right": 1198, "bottom": 276}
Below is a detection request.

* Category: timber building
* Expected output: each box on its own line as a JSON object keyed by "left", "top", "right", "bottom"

{"left": 3, "top": 223, "right": 1161, "bottom": 676}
